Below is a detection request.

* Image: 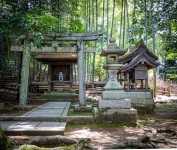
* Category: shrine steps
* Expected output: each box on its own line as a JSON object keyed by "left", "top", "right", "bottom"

{"left": 0, "top": 102, "right": 94, "bottom": 136}
{"left": 40, "top": 91, "right": 79, "bottom": 102}
{"left": 1, "top": 76, "right": 18, "bottom": 90}
{"left": 0, "top": 102, "right": 70, "bottom": 136}
{"left": 0, "top": 121, "right": 66, "bottom": 136}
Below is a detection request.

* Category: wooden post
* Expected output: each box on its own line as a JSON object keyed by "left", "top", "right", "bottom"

{"left": 127, "top": 73, "right": 129, "bottom": 91}
{"left": 92, "top": 52, "right": 95, "bottom": 88}
{"left": 48, "top": 64, "right": 51, "bottom": 91}
{"left": 153, "top": 68, "right": 156, "bottom": 98}
{"left": 167, "top": 79, "right": 171, "bottom": 97}
{"left": 70, "top": 64, "right": 73, "bottom": 91}
{"left": 124, "top": 72, "right": 127, "bottom": 90}
{"left": 77, "top": 40, "right": 86, "bottom": 106}
{"left": 74, "top": 64, "right": 77, "bottom": 83}
{"left": 19, "top": 39, "right": 31, "bottom": 107}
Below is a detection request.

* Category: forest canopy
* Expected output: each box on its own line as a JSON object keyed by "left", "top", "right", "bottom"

{"left": 0, "top": 0, "right": 177, "bottom": 80}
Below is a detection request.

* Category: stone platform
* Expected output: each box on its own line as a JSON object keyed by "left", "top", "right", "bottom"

{"left": 99, "top": 99, "right": 131, "bottom": 109}
{"left": 101, "top": 90, "right": 154, "bottom": 105}
{"left": 0, "top": 102, "right": 70, "bottom": 136}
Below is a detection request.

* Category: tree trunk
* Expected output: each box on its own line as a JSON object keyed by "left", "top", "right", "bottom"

{"left": 29, "top": 135, "right": 78, "bottom": 147}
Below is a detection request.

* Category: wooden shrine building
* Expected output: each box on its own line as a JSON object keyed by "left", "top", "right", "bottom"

{"left": 118, "top": 44, "right": 160, "bottom": 91}
{"left": 11, "top": 31, "right": 103, "bottom": 107}
{"left": 35, "top": 52, "right": 77, "bottom": 91}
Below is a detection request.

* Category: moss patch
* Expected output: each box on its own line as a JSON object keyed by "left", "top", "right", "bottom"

{"left": 67, "top": 121, "right": 137, "bottom": 129}
{"left": 68, "top": 107, "right": 93, "bottom": 116}
{"left": 137, "top": 116, "right": 156, "bottom": 127}
{"left": 132, "top": 104, "right": 154, "bottom": 114}
{"left": 16, "top": 144, "right": 76, "bottom": 150}
{"left": 0, "top": 126, "right": 12, "bottom": 150}
{"left": 155, "top": 103, "right": 175, "bottom": 110}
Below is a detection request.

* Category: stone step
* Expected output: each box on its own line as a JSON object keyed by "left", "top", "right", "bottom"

{"left": 46, "top": 99, "right": 79, "bottom": 102}
{"left": 44, "top": 91, "right": 77, "bottom": 94}
{"left": 42, "top": 92, "right": 79, "bottom": 100}
{"left": 0, "top": 116, "right": 94, "bottom": 123}
{"left": 0, "top": 121, "right": 66, "bottom": 136}
{"left": 40, "top": 95, "right": 78, "bottom": 101}
{"left": 42, "top": 95, "right": 78, "bottom": 98}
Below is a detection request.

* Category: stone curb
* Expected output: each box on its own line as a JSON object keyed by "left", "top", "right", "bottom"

{"left": 0, "top": 116, "right": 94, "bottom": 124}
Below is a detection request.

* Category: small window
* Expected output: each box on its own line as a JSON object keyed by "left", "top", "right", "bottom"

{"left": 110, "top": 56, "right": 116, "bottom": 62}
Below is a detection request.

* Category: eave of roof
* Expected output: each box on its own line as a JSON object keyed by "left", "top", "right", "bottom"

{"left": 35, "top": 52, "right": 77, "bottom": 62}
{"left": 119, "top": 44, "right": 158, "bottom": 63}
{"left": 119, "top": 51, "right": 160, "bottom": 72}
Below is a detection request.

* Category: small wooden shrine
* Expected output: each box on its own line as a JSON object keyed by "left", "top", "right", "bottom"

{"left": 35, "top": 52, "right": 77, "bottom": 91}
{"left": 118, "top": 44, "right": 160, "bottom": 91}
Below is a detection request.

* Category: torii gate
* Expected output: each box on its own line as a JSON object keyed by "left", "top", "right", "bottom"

{"left": 11, "top": 31, "right": 103, "bottom": 108}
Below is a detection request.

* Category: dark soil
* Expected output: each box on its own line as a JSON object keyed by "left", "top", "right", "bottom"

{"left": 0, "top": 90, "right": 18, "bottom": 107}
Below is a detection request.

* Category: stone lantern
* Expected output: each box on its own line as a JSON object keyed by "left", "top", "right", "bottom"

{"left": 101, "top": 38, "right": 127, "bottom": 90}
{"left": 96, "top": 38, "right": 137, "bottom": 123}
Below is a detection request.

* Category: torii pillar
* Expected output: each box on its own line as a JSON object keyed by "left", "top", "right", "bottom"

{"left": 77, "top": 40, "right": 86, "bottom": 106}
{"left": 19, "top": 39, "right": 31, "bottom": 107}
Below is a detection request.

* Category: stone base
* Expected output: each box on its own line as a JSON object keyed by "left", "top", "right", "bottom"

{"left": 102, "top": 91, "right": 154, "bottom": 105}
{"left": 94, "top": 107, "right": 137, "bottom": 123}
{"left": 73, "top": 104, "right": 92, "bottom": 112}
{"left": 14, "top": 105, "right": 32, "bottom": 111}
{"left": 99, "top": 99, "right": 131, "bottom": 109}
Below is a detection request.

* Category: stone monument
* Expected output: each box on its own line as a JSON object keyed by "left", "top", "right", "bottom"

{"left": 96, "top": 38, "right": 137, "bottom": 122}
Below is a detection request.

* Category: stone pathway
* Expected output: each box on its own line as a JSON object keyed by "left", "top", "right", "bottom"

{"left": 0, "top": 102, "right": 70, "bottom": 136}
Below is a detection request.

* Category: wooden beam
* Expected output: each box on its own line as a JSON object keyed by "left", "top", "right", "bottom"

{"left": 26, "top": 31, "right": 104, "bottom": 41}
{"left": 11, "top": 46, "right": 96, "bottom": 53}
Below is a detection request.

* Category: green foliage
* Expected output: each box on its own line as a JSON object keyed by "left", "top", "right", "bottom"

{"left": 94, "top": 52, "right": 106, "bottom": 81}
{"left": 1, "top": 0, "right": 177, "bottom": 83}
{"left": 68, "top": 18, "right": 84, "bottom": 33}
{"left": 27, "top": 14, "right": 61, "bottom": 33}
{"left": 0, "top": 3, "right": 30, "bottom": 38}
{"left": 167, "top": 74, "right": 177, "bottom": 82}
{"left": 0, "top": 126, "right": 12, "bottom": 150}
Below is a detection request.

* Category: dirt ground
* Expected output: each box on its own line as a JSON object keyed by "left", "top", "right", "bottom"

{"left": 65, "top": 100, "right": 177, "bottom": 149}
{"left": 1, "top": 90, "right": 177, "bottom": 149}
{"left": 9, "top": 117, "right": 177, "bottom": 149}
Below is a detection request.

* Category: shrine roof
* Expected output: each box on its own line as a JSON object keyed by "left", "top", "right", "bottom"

{"left": 119, "top": 49, "right": 160, "bottom": 72}
{"left": 35, "top": 52, "right": 77, "bottom": 62}
{"left": 119, "top": 44, "right": 158, "bottom": 63}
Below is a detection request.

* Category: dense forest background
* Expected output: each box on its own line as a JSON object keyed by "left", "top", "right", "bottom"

{"left": 0, "top": 0, "right": 177, "bottom": 82}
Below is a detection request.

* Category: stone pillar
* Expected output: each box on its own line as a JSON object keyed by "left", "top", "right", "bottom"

{"left": 103, "top": 70, "right": 123, "bottom": 90}
{"left": 77, "top": 40, "right": 86, "bottom": 106}
{"left": 19, "top": 40, "right": 31, "bottom": 107}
